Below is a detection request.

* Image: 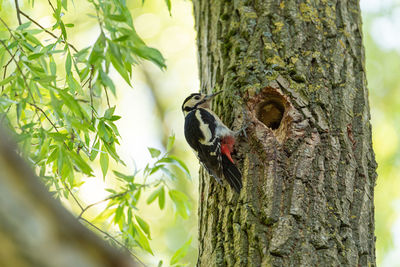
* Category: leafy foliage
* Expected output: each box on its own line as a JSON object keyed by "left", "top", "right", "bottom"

{"left": 0, "top": 0, "right": 192, "bottom": 265}
{"left": 90, "top": 141, "right": 192, "bottom": 259}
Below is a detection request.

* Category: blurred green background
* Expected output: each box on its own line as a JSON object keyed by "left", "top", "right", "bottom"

{"left": 1, "top": 0, "right": 399, "bottom": 265}
{"left": 362, "top": 1, "right": 400, "bottom": 266}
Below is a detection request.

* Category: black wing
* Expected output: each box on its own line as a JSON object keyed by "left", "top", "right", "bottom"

{"left": 184, "top": 109, "right": 223, "bottom": 181}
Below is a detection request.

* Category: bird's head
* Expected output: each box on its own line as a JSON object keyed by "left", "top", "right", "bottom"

{"left": 181, "top": 91, "right": 222, "bottom": 116}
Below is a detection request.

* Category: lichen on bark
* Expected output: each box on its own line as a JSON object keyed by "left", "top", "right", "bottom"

{"left": 193, "top": 0, "right": 377, "bottom": 266}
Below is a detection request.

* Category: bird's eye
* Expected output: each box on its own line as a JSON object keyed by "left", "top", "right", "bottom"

{"left": 194, "top": 96, "right": 201, "bottom": 100}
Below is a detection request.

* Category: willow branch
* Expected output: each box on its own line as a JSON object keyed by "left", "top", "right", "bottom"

{"left": 89, "top": 66, "right": 95, "bottom": 121}
{"left": 14, "top": 0, "right": 22, "bottom": 25}
{"left": 77, "top": 191, "right": 130, "bottom": 219}
{"left": 27, "top": 103, "right": 59, "bottom": 132}
{"left": 104, "top": 86, "right": 111, "bottom": 109}
{"left": 79, "top": 217, "right": 147, "bottom": 267}
{"left": 18, "top": 10, "right": 79, "bottom": 53}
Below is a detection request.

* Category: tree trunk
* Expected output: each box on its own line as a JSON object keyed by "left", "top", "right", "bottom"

{"left": 193, "top": 0, "right": 377, "bottom": 266}
{"left": 0, "top": 129, "right": 137, "bottom": 267}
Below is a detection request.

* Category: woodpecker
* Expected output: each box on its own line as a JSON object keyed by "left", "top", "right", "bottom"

{"left": 182, "top": 91, "right": 243, "bottom": 193}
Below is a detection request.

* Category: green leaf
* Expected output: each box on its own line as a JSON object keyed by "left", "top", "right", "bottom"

{"left": 74, "top": 46, "right": 91, "bottom": 63}
{"left": 114, "top": 35, "right": 130, "bottom": 42}
{"left": 25, "top": 33, "right": 41, "bottom": 46}
{"left": 57, "top": 89, "right": 84, "bottom": 118}
{"left": 159, "top": 156, "right": 191, "bottom": 179}
{"left": 46, "top": 147, "right": 59, "bottom": 164}
{"left": 108, "top": 46, "right": 131, "bottom": 86}
{"left": 103, "top": 142, "right": 125, "bottom": 164}
{"left": 127, "top": 207, "right": 132, "bottom": 223}
{"left": 114, "top": 205, "right": 124, "bottom": 226}
{"left": 164, "top": 0, "right": 172, "bottom": 15}
{"left": 17, "top": 22, "right": 31, "bottom": 31}
{"left": 0, "top": 75, "right": 15, "bottom": 86}
{"left": 131, "top": 45, "right": 166, "bottom": 70}
{"left": 170, "top": 237, "right": 192, "bottom": 265}
{"left": 65, "top": 53, "right": 72, "bottom": 75}
{"left": 113, "top": 170, "right": 134, "bottom": 182}
{"left": 88, "top": 34, "right": 106, "bottom": 65}
{"left": 67, "top": 75, "right": 82, "bottom": 94}
{"left": 27, "top": 53, "right": 44, "bottom": 60}
{"left": 135, "top": 215, "right": 151, "bottom": 238}
{"left": 49, "top": 57, "right": 57, "bottom": 76}
{"left": 148, "top": 147, "right": 161, "bottom": 158}
{"left": 160, "top": 166, "right": 176, "bottom": 180}
{"left": 62, "top": 0, "right": 68, "bottom": 10}
{"left": 147, "top": 187, "right": 161, "bottom": 205}
{"left": 90, "top": 140, "right": 100, "bottom": 161}
{"left": 108, "top": 14, "right": 126, "bottom": 22}
{"left": 158, "top": 187, "right": 165, "bottom": 210}
{"left": 99, "top": 69, "right": 116, "bottom": 96}
{"left": 166, "top": 134, "right": 175, "bottom": 152}
{"left": 131, "top": 224, "right": 153, "bottom": 255}
{"left": 47, "top": 132, "right": 68, "bottom": 142}
{"left": 68, "top": 150, "right": 94, "bottom": 176}
{"left": 100, "top": 146, "right": 109, "bottom": 179}
{"left": 146, "top": 186, "right": 165, "bottom": 208}
{"left": 169, "top": 190, "right": 190, "bottom": 219}
{"left": 60, "top": 21, "right": 67, "bottom": 39}
{"left": 104, "top": 106, "right": 115, "bottom": 120}
{"left": 110, "top": 115, "right": 121, "bottom": 121}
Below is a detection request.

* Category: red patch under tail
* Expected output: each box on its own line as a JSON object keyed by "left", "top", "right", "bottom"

{"left": 221, "top": 136, "right": 235, "bottom": 163}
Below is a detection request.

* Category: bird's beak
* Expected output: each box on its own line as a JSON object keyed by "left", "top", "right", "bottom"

{"left": 204, "top": 90, "right": 223, "bottom": 100}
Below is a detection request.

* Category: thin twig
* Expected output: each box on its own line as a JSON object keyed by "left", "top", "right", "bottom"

{"left": 79, "top": 217, "right": 147, "bottom": 267}
{"left": 47, "top": 0, "right": 56, "bottom": 12}
{"left": 82, "top": 77, "right": 91, "bottom": 88}
{"left": 19, "top": 10, "right": 78, "bottom": 53}
{"left": 77, "top": 191, "right": 130, "bottom": 219}
{"left": 0, "top": 106, "right": 12, "bottom": 125}
{"left": 63, "top": 181, "right": 85, "bottom": 211}
{"left": 0, "top": 17, "right": 19, "bottom": 40}
{"left": 2, "top": 49, "right": 19, "bottom": 92}
{"left": 2, "top": 48, "right": 18, "bottom": 69}
{"left": 27, "top": 103, "right": 59, "bottom": 132}
{"left": 104, "top": 86, "right": 111, "bottom": 109}
{"left": 89, "top": 66, "right": 94, "bottom": 121}
{"left": 14, "top": 0, "right": 22, "bottom": 25}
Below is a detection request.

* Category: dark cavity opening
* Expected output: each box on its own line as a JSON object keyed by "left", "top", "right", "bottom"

{"left": 256, "top": 99, "right": 285, "bottom": 130}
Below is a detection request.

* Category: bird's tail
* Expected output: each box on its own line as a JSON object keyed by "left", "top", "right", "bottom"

{"left": 222, "top": 155, "right": 242, "bottom": 193}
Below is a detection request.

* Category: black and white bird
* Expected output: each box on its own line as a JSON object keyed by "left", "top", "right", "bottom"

{"left": 181, "top": 91, "right": 243, "bottom": 193}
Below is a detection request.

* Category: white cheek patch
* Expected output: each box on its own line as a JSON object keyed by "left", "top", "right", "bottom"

{"left": 195, "top": 110, "right": 213, "bottom": 144}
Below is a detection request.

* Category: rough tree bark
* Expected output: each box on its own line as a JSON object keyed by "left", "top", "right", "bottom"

{"left": 193, "top": 0, "right": 377, "bottom": 266}
{"left": 0, "top": 129, "right": 137, "bottom": 267}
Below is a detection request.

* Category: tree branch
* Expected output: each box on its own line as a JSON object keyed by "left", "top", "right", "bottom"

{"left": 14, "top": 0, "right": 22, "bottom": 25}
